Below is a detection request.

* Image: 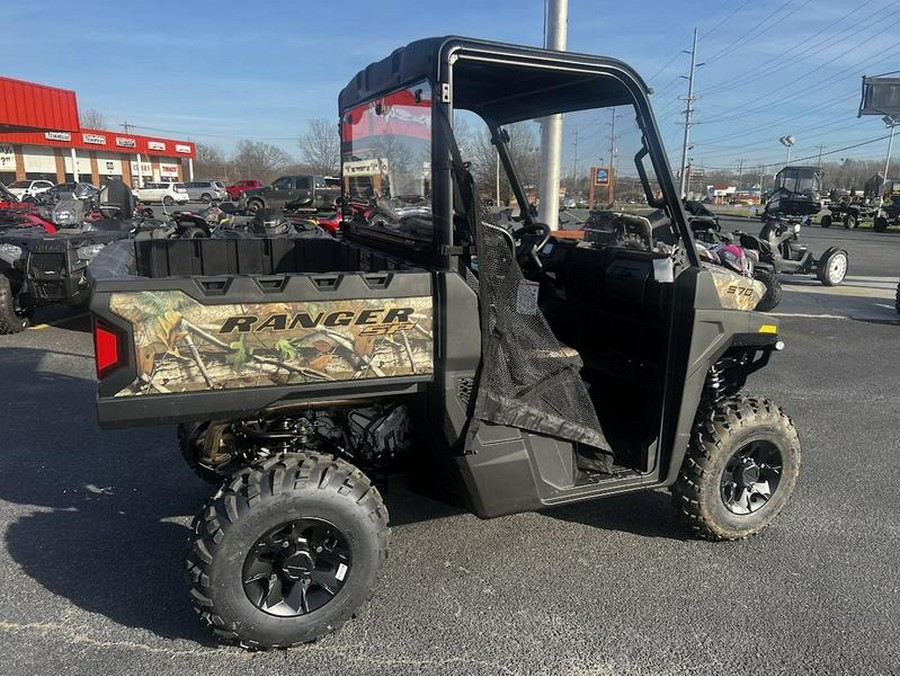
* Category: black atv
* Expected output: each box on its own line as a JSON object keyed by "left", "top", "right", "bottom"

{"left": 764, "top": 166, "right": 823, "bottom": 218}
{"left": 0, "top": 181, "right": 190, "bottom": 334}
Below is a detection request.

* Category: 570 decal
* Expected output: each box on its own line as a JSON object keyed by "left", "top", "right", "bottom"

{"left": 219, "top": 307, "right": 418, "bottom": 337}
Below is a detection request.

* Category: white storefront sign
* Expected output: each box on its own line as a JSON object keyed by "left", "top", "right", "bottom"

{"left": 116, "top": 137, "right": 136, "bottom": 148}
{"left": 83, "top": 133, "right": 106, "bottom": 145}
{"left": 148, "top": 141, "right": 166, "bottom": 151}
{"left": 44, "top": 131, "right": 72, "bottom": 142}
{"left": 160, "top": 163, "right": 179, "bottom": 177}
{"left": 0, "top": 145, "right": 16, "bottom": 172}
{"left": 174, "top": 144, "right": 191, "bottom": 154}
{"left": 97, "top": 154, "right": 122, "bottom": 175}
{"left": 344, "top": 158, "right": 388, "bottom": 176}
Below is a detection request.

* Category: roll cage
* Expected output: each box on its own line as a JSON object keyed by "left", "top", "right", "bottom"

{"left": 337, "top": 35, "right": 698, "bottom": 268}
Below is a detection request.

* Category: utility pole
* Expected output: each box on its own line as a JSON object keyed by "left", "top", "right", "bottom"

{"left": 538, "top": 0, "right": 568, "bottom": 229}
{"left": 678, "top": 28, "right": 700, "bottom": 198}
{"left": 815, "top": 144, "right": 827, "bottom": 168}
{"left": 608, "top": 108, "right": 617, "bottom": 204}
{"left": 120, "top": 121, "right": 133, "bottom": 135}
{"left": 736, "top": 158, "right": 743, "bottom": 196}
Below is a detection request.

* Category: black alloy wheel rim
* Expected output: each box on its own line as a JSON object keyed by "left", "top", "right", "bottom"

{"left": 720, "top": 440, "right": 783, "bottom": 515}
{"left": 243, "top": 518, "right": 351, "bottom": 618}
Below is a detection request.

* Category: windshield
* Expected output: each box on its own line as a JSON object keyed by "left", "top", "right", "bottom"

{"left": 341, "top": 80, "right": 433, "bottom": 241}
{"left": 776, "top": 169, "right": 820, "bottom": 196}
{"left": 454, "top": 99, "right": 668, "bottom": 236}
{"left": 9, "top": 181, "right": 29, "bottom": 188}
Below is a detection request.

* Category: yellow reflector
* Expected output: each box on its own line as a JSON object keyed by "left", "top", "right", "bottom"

{"left": 758, "top": 324, "right": 778, "bottom": 334}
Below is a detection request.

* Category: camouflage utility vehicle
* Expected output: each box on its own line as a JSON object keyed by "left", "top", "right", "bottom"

{"left": 89, "top": 37, "right": 801, "bottom": 649}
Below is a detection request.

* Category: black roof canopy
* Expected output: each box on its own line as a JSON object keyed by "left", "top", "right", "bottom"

{"left": 338, "top": 36, "right": 652, "bottom": 124}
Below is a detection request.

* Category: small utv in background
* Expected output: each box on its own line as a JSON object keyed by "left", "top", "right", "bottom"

{"left": 739, "top": 165, "right": 848, "bottom": 288}
{"left": 89, "top": 36, "right": 802, "bottom": 649}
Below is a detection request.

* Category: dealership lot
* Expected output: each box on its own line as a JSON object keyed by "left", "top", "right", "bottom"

{"left": 0, "top": 224, "right": 898, "bottom": 675}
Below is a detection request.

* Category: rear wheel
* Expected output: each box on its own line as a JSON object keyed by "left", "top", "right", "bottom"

{"left": 201, "top": 193, "right": 212, "bottom": 203}
{"left": 673, "top": 396, "right": 800, "bottom": 541}
{"left": 895, "top": 281, "right": 900, "bottom": 315}
{"left": 843, "top": 214, "right": 857, "bottom": 229}
{"left": 186, "top": 452, "right": 388, "bottom": 649}
{"left": 247, "top": 199, "right": 264, "bottom": 214}
{"left": 816, "top": 248, "right": 848, "bottom": 286}
{"left": 874, "top": 216, "right": 888, "bottom": 232}
{"left": 753, "top": 268, "right": 782, "bottom": 312}
{"left": 163, "top": 196, "right": 175, "bottom": 206}
{"left": 820, "top": 214, "right": 832, "bottom": 228}
{"left": 0, "top": 276, "right": 28, "bottom": 334}
{"left": 178, "top": 421, "right": 237, "bottom": 484}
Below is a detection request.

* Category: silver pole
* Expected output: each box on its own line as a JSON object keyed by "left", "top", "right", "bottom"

{"left": 679, "top": 28, "right": 699, "bottom": 198}
{"left": 495, "top": 149, "right": 501, "bottom": 206}
{"left": 538, "top": 0, "right": 568, "bottom": 229}
{"left": 70, "top": 147, "right": 79, "bottom": 183}
{"left": 881, "top": 121, "right": 896, "bottom": 206}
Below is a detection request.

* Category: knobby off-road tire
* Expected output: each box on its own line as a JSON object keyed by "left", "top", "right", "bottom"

{"left": 0, "top": 275, "right": 27, "bottom": 334}
{"left": 163, "top": 196, "right": 175, "bottom": 206}
{"left": 753, "top": 268, "right": 782, "bottom": 312}
{"left": 820, "top": 214, "right": 832, "bottom": 228}
{"left": 843, "top": 214, "right": 857, "bottom": 229}
{"left": 186, "top": 452, "right": 389, "bottom": 649}
{"left": 895, "top": 281, "right": 900, "bottom": 315}
{"left": 673, "top": 396, "right": 800, "bottom": 541}
{"left": 874, "top": 217, "right": 888, "bottom": 233}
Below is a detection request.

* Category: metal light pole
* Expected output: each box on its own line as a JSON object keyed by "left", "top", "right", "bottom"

{"left": 880, "top": 115, "right": 898, "bottom": 205}
{"left": 538, "top": 0, "right": 568, "bottom": 229}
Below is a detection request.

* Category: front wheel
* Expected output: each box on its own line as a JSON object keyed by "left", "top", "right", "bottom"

{"left": 0, "top": 275, "right": 28, "bottom": 334}
{"left": 843, "top": 214, "right": 857, "bottom": 229}
{"left": 816, "top": 248, "right": 848, "bottom": 286}
{"left": 186, "top": 452, "right": 388, "bottom": 649}
{"left": 874, "top": 216, "right": 888, "bottom": 233}
{"left": 246, "top": 199, "right": 264, "bottom": 214}
{"left": 753, "top": 268, "right": 782, "bottom": 312}
{"left": 820, "top": 214, "right": 832, "bottom": 228}
{"left": 895, "top": 281, "right": 900, "bottom": 315}
{"left": 673, "top": 396, "right": 801, "bottom": 541}
{"left": 163, "top": 196, "right": 175, "bottom": 206}
{"left": 200, "top": 193, "right": 212, "bottom": 203}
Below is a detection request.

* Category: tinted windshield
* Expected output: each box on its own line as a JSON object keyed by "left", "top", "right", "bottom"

{"left": 777, "top": 169, "right": 819, "bottom": 196}
{"left": 341, "top": 80, "right": 432, "bottom": 241}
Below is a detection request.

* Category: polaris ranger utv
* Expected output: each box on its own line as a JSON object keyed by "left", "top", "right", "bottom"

{"left": 89, "top": 36, "right": 800, "bottom": 649}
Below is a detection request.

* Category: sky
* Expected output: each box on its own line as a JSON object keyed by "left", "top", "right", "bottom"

{"left": 6, "top": 0, "right": 899, "bottom": 177}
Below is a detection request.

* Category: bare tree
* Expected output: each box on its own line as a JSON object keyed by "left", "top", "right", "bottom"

{"left": 194, "top": 143, "right": 230, "bottom": 181}
{"left": 79, "top": 108, "right": 107, "bottom": 129}
{"left": 298, "top": 118, "right": 341, "bottom": 175}
{"left": 231, "top": 140, "right": 293, "bottom": 183}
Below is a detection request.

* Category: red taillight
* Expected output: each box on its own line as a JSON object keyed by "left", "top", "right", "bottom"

{"left": 94, "top": 320, "right": 120, "bottom": 379}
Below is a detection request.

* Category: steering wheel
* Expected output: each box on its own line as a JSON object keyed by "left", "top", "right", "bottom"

{"left": 514, "top": 221, "right": 552, "bottom": 269}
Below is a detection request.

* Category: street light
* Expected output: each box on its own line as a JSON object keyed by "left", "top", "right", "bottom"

{"left": 779, "top": 135, "right": 795, "bottom": 167}
{"left": 880, "top": 115, "right": 899, "bottom": 203}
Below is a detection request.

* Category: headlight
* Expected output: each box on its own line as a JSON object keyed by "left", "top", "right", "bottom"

{"left": 0, "top": 243, "right": 23, "bottom": 258}
{"left": 77, "top": 243, "right": 106, "bottom": 261}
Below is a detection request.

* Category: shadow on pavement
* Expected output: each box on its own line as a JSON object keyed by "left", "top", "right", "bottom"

{"left": 545, "top": 489, "right": 692, "bottom": 541}
{"left": 0, "top": 347, "right": 217, "bottom": 645}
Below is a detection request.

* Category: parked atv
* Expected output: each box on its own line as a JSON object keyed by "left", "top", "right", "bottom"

{"left": 0, "top": 181, "right": 180, "bottom": 333}
{"left": 764, "top": 166, "right": 823, "bottom": 218}
{"left": 89, "top": 36, "right": 802, "bottom": 649}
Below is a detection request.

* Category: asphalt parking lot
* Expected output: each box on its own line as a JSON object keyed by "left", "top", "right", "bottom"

{"left": 0, "top": 221, "right": 898, "bottom": 675}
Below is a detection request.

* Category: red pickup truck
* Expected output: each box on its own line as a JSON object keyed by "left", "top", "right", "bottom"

{"left": 225, "top": 179, "right": 262, "bottom": 201}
